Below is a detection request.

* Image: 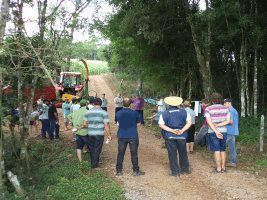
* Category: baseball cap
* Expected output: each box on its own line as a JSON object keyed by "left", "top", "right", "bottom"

{"left": 223, "top": 98, "right": 232, "bottom": 103}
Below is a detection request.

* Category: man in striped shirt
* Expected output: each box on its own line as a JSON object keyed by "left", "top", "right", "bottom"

{"left": 82, "top": 98, "right": 112, "bottom": 168}
{"left": 205, "top": 93, "right": 230, "bottom": 173}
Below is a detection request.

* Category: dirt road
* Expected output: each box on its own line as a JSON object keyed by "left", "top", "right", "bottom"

{"left": 89, "top": 75, "right": 267, "bottom": 200}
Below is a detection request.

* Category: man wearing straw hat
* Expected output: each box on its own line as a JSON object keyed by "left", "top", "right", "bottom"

{"left": 158, "top": 96, "right": 192, "bottom": 176}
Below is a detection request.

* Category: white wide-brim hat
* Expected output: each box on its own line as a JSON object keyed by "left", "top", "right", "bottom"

{"left": 164, "top": 96, "right": 183, "bottom": 107}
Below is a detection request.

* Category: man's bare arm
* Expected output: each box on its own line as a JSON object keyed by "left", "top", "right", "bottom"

{"left": 104, "top": 122, "right": 112, "bottom": 140}
{"left": 206, "top": 116, "right": 223, "bottom": 139}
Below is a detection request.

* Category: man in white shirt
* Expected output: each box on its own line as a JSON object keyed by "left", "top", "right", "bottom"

{"left": 114, "top": 93, "right": 123, "bottom": 123}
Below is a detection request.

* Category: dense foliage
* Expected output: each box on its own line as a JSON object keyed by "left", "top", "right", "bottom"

{"left": 101, "top": 0, "right": 267, "bottom": 116}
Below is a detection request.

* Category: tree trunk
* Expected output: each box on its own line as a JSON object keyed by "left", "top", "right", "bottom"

{"left": 0, "top": 0, "right": 9, "bottom": 43}
{"left": 0, "top": 68, "right": 7, "bottom": 198}
{"left": 252, "top": 49, "right": 258, "bottom": 116}
{"left": 245, "top": 54, "right": 250, "bottom": 116}
{"left": 240, "top": 40, "right": 246, "bottom": 117}
{"left": 187, "top": 0, "right": 213, "bottom": 98}
{"left": 136, "top": 77, "right": 142, "bottom": 96}
{"left": 188, "top": 77, "right": 192, "bottom": 100}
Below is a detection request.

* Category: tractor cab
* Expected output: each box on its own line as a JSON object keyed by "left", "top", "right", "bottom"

{"left": 57, "top": 72, "right": 84, "bottom": 98}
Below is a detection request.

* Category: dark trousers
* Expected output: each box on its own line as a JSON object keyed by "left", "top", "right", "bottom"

{"left": 87, "top": 135, "right": 104, "bottom": 168}
{"left": 115, "top": 107, "right": 123, "bottom": 122}
{"left": 116, "top": 138, "right": 139, "bottom": 172}
{"left": 165, "top": 139, "right": 189, "bottom": 175}
{"left": 49, "top": 119, "right": 59, "bottom": 139}
{"left": 41, "top": 119, "right": 50, "bottom": 139}
{"left": 136, "top": 110, "right": 145, "bottom": 124}
{"left": 101, "top": 107, "right": 107, "bottom": 111}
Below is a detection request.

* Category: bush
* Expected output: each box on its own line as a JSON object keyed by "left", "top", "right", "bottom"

{"left": 239, "top": 117, "right": 267, "bottom": 144}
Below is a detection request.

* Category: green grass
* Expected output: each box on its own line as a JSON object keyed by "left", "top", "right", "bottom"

{"left": 70, "top": 59, "right": 109, "bottom": 76}
{"left": 6, "top": 139, "right": 125, "bottom": 200}
{"left": 239, "top": 116, "right": 267, "bottom": 144}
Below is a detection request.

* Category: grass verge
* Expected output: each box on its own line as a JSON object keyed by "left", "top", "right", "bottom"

{"left": 6, "top": 138, "right": 125, "bottom": 200}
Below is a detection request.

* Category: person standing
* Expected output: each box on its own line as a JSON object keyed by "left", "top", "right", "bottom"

{"left": 82, "top": 98, "right": 112, "bottom": 168}
{"left": 101, "top": 93, "right": 108, "bottom": 111}
{"left": 68, "top": 99, "right": 90, "bottom": 162}
{"left": 114, "top": 93, "right": 123, "bottom": 123}
{"left": 48, "top": 100, "right": 59, "bottom": 140}
{"left": 131, "top": 94, "right": 145, "bottom": 125}
{"left": 62, "top": 98, "right": 71, "bottom": 131}
{"left": 71, "top": 98, "right": 81, "bottom": 113}
{"left": 183, "top": 100, "right": 196, "bottom": 153}
{"left": 115, "top": 98, "right": 145, "bottom": 176}
{"left": 195, "top": 99, "right": 210, "bottom": 146}
{"left": 205, "top": 93, "right": 230, "bottom": 173}
{"left": 39, "top": 99, "right": 50, "bottom": 139}
{"left": 224, "top": 98, "right": 239, "bottom": 167}
{"left": 158, "top": 96, "right": 192, "bottom": 176}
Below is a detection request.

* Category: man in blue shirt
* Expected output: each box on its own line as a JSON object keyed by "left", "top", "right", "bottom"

{"left": 158, "top": 96, "right": 192, "bottom": 176}
{"left": 115, "top": 98, "right": 145, "bottom": 176}
{"left": 224, "top": 98, "right": 239, "bottom": 167}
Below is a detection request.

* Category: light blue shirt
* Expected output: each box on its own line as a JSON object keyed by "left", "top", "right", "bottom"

{"left": 62, "top": 102, "right": 71, "bottom": 117}
{"left": 227, "top": 106, "right": 239, "bottom": 136}
{"left": 84, "top": 107, "right": 109, "bottom": 136}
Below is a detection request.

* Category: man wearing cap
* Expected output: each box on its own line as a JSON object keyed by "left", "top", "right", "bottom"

{"left": 68, "top": 99, "right": 89, "bottom": 162}
{"left": 224, "top": 98, "right": 239, "bottom": 167}
{"left": 158, "top": 96, "right": 192, "bottom": 176}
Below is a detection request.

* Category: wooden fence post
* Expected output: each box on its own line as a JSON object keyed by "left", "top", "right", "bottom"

{"left": 260, "top": 115, "right": 264, "bottom": 152}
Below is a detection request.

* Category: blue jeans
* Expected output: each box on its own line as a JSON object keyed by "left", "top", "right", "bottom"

{"left": 116, "top": 138, "right": 139, "bottom": 172}
{"left": 227, "top": 135, "right": 237, "bottom": 164}
{"left": 87, "top": 135, "right": 104, "bottom": 168}
{"left": 165, "top": 139, "right": 189, "bottom": 175}
{"left": 136, "top": 110, "right": 145, "bottom": 124}
{"left": 41, "top": 119, "right": 50, "bottom": 139}
{"left": 49, "top": 119, "right": 59, "bottom": 139}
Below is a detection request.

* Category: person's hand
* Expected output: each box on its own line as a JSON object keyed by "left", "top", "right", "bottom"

{"left": 215, "top": 131, "right": 223, "bottom": 139}
{"left": 172, "top": 129, "right": 182, "bottom": 135}
{"left": 107, "top": 134, "right": 112, "bottom": 141}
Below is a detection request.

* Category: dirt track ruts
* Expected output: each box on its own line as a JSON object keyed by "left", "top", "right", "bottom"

{"left": 89, "top": 75, "right": 267, "bottom": 200}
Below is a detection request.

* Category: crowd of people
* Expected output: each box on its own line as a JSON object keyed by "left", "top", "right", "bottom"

{"left": 10, "top": 91, "right": 239, "bottom": 176}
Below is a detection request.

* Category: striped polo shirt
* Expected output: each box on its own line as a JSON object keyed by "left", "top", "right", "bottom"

{"left": 204, "top": 104, "right": 229, "bottom": 133}
{"left": 84, "top": 107, "right": 109, "bottom": 136}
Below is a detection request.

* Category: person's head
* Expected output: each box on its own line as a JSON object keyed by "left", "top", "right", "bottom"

{"left": 72, "top": 97, "right": 77, "bottom": 104}
{"left": 102, "top": 93, "right": 105, "bottom": 98}
{"left": 201, "top": 98, "right": 210, "bottom": 107}
{"left": 117, "top": 93, "right": 121, "bottom": 97}
{"left": 80, "top": 99, "right": 87, "bottom": 107}
{"left": 210, "top": 92, "right": 223, "bottom": 104}
{"left": 50, "top": 99, "right": 57, "bottom": 104}
{"left": 223, "top": 98, "right": 232, "bottom": 107}
{"left": 43, "top": 99, "right": 49, "bottom": 105}
{"left": 64, "top": 98, "right": 69, "bottom": 103}
{"left": 123, "top": 98, "right": 131, "bottom": 107}
{"left": 164, "top": 96, "right": 183, "bottom": 108}
{"left": 88, "top": 96, "right": 95, "bottom": 104}
{"left": 93, "top": 98, "right": 102, "bottom": 106}
{"left": 183, "top": 100, "right": 191, "bottom": 108}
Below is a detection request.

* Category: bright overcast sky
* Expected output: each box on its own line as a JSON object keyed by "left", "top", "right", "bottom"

{"left": 2, "top": 0, "right": 205, "bottom": 43}
{"left": 4, "top": 0, "right": 114, "bottom": 43}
